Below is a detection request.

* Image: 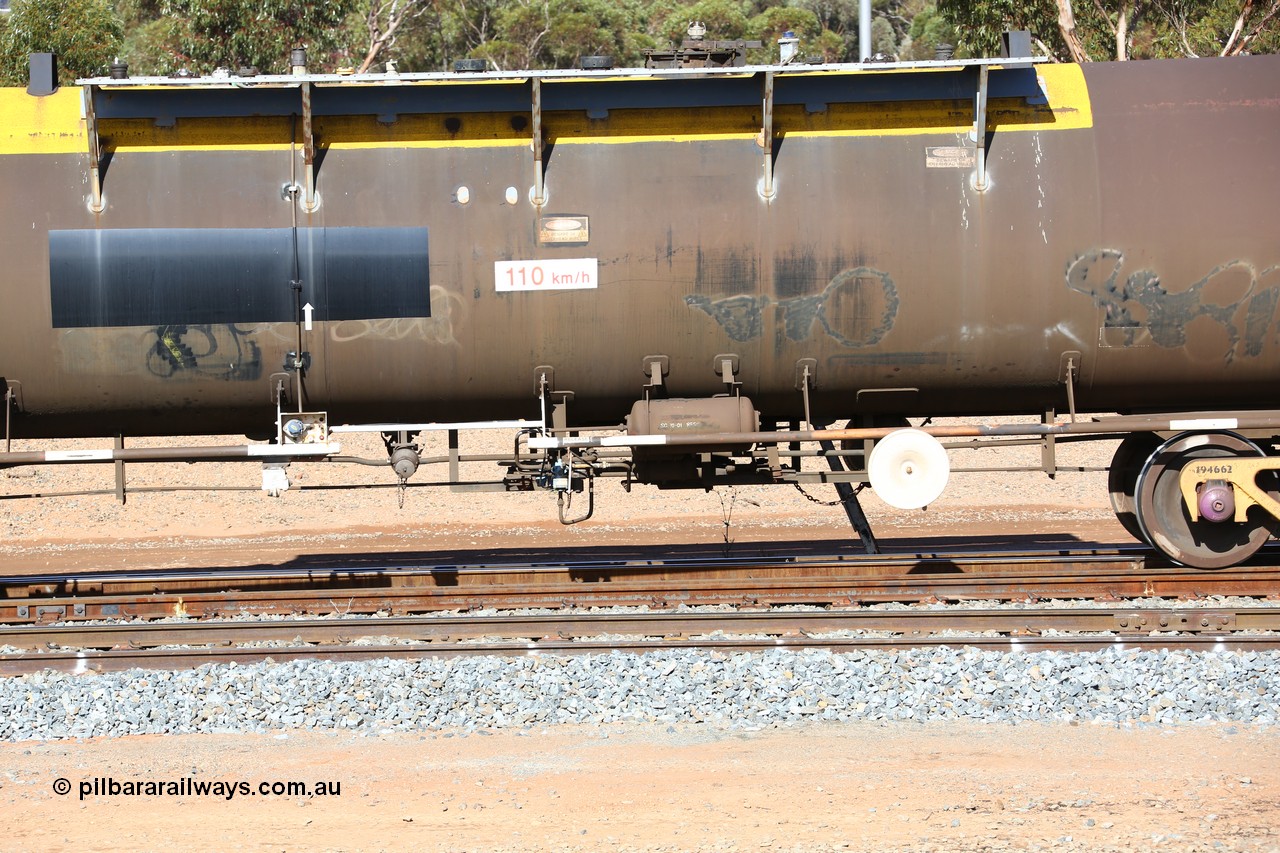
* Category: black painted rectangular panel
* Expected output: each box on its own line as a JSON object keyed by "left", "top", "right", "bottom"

{"left": 49, "top": 227, "right": 430, "bottom": 328}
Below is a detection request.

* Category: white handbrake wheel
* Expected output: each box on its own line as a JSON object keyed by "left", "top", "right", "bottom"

{"left": 868, "top": 428, "right": 950, "bottom": 510}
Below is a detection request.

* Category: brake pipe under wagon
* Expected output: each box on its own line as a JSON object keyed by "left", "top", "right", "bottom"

{"left": 527, "top": 412, "right": 1280, "bottom": 450}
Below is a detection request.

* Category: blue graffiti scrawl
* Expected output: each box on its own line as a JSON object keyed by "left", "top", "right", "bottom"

{"left": 686, "top": 266, "right": 899, "bottom": 347}
{"left": 1066, "top": 249, "right": 1280, "bottom": 363}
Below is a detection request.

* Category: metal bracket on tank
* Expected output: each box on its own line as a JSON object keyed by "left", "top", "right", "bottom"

{"left": 715, "top": 354, "right": 741, "bottom": 395}
{"left": 971, "top": 66, "right": 990, "bottom": 192}
{"left": 298, "top": 81, "right": 319, "bottom": 212}
{"left": 794, "top": 359, "right": 817, "bottom": 431}
{"left": 760, "top": 72, "right": 776, "bottom": 199}
{"left": 534, "top": 365, "right": 556, "bottom": 395}
{"left": 535, "top": 366, "right": 574, "bottom": 433}
{"left": 531, "top": 78, "right": 546, "bottom": 207}
{"left": 1059, "top": 351, "right": 1080, "bottom": 422}
{"left": 3, "top": 379, "right": 20, "bottom": 453}
{"left": 82, "top": 85, "right": 106, "bottom": 213}
{"left": 643, "top": 355, "right": 669, "bottom": 397}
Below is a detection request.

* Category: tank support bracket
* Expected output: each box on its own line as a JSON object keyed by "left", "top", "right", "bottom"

{"left": 715, "top": 353, "right": 741, "bottom": 394}
{"left": 531, "top": 77, "right": 545, "bottom": 206}
{"left": 761, "top": 71, "right": 775, "bottom": 199}
{"left": 299, "top": 81, "right": 319, "bottom": 212}
{"left": 971, "top": 65, "right": 989, "bottom": 192}
{"left": 82, "top": 85, "right": 106, "bottom": 213}
{"left": 3, "top": 379, "right": 16, "bottom": 453}
{"left": 1059, "top": 351, "right": 1080, "bottom": 422}
{"left": 643, "top": 355, "right": 669, "bottom": 399}
{"left": 795, "top": 359, "right": 817, "bottom": 431}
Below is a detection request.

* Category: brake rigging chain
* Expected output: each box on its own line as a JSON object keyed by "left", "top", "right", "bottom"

{"left": 397, "top": 478, "right": 407, "bottom": 509}
{"left": 792, "top": 481, "right": 866, "bottom": 507}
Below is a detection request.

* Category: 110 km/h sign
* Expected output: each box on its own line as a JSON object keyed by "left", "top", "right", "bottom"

{"left": 495, "top": 258, "right": 598, "bottom": 292}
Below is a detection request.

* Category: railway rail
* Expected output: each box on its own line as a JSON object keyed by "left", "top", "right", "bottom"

{"left": 4, "top": 606, "right": 1280, "bottom": 676}
{"left": 3, "top": 545, "right": 1280, "bottom": 624}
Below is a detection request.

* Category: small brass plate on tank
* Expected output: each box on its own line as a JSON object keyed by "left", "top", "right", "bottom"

{"left": 538, "top": 214, "right": 589, "bottom": 245}
{"left": 925, "top": 147, "right": 974, "bottom": 168}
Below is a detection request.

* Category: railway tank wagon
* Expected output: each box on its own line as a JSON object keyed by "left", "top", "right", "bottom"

{"left": 2, "top": 43, "right": 1279, "bottom": 568}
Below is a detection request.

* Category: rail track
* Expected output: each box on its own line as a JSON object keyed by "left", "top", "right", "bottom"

{"left": 2, "top": 542, "right": 1279, "bottom": 675}
{"left": 3, "top": 606, "right": 1280, "bottom": 675}
{"left": 2, "top": 544, "right": 1278, "bottom": 624}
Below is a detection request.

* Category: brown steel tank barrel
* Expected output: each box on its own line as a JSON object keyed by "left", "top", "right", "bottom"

{"left": 0, "top": 56, "right": 1277, "bottom": 438}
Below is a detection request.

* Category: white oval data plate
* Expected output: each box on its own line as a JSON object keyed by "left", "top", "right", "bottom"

{"left": 496, "top": 258, "right": 597, "bottom": 291}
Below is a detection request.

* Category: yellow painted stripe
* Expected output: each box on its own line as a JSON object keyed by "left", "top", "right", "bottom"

{"left": 0, "top": 88, "right": 84, "bottom": 154}
{"left": 1027, "top": 63, "right": 1092, "bottom": 129}
{"left": 0, "top": 64, "right": 1091, "bottom": 155}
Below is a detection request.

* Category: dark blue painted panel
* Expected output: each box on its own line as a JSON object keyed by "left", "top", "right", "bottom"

{"left": 91, "top": 66, "right": 1042, "bottom": 121}
{"left": 49, "top": 227, "right": 430, "bottom": 328}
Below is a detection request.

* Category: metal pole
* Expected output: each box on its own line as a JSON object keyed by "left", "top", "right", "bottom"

{"left": 761, "top": 72, "right": 774, "bottom": 199}
{"left": 114, "top": 434, "right": 126, "bottom": 504}
{"left": 532, "top": 78, "right": 545, "bottom": 207}
{"left": 973, "top": 65, "right": 989, "bottom": 191}
{"left": 860, "top": 0, "right": 872, "bottom": 60}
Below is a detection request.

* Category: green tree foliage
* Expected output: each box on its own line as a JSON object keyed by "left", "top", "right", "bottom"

{"left": 456, "top": 0, "right": 654, "bottom": 70}
{"left": 937, "top": 0, "right": 1278, "bottom": 61}
{"left": 903, "top": 3, "right": 958, "bottom": 59}
{"left": 161, "top": 0, "right": 358, "bottom": 74}
{"left": 5, "top": 0, "right": 1270, "bottom": 85}
{"left": 747, "top": 4, "right": 825, "bottom": 61}
{"left": 936, "top": 0, "right": 1062, "bottom": 58}
{"left": 116, "top": 0, "right": 182, "bottom": 75}
{"left": 1162, "top": 0, "right": 1280, "bottom": 56}
{"left": 0, "top": 0, "right": 123, "bottom": 85}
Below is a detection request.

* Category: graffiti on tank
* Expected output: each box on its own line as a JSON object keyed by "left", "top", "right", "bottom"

{"left": 686, "top": 266, "right": 899, "bottom": 346}
{"left": 147, "top": 324, "right": 263, "bottom": 381}
{"left": 329, "top": 286, "right": 462, "bottom": 347}
{"left": 1066, "top": 249, "right": 1280, "bottom": 363}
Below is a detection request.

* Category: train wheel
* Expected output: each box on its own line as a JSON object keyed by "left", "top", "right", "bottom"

{"left": 1134, "top": 432, "right": 1280, "bottom": 568}
{"left": 1108, "top": 432, "right": 1164, "bottom": 544}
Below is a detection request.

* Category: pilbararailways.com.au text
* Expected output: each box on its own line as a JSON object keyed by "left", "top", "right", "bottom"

{"left": 55, "top": 777, "right": 341, "bottom": 801}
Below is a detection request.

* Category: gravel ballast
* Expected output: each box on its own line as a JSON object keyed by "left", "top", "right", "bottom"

{"left": 3, "top": 646, "right": 1277, "bottom": 741}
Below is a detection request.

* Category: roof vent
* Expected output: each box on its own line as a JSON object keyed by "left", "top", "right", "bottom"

{"left": 27, "top": 53, "right": 57, "bottom": 96}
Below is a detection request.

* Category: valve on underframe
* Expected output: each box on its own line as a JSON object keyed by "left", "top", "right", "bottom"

{"left": 383, "top": 431, "right": 421, "bottom": 507}
{"left": 551, "top": 456, "right": 571, "bottom": 491}
{"left": 537, "top": 450, "right": 594, "bottom": 524}
{"left": 537, "top": 452, "right": 582, "bottom": 493}
{"left": 390, "top": 445, "right": 420, "bottom": 480}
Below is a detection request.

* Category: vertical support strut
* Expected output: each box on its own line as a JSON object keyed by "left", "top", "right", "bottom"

{"left": 972, "top": 65, "right": 990, "bottom": 191}
{"left": 795, "top": 359, "right": 817, "bottom": 432}
{"left": 1041, "top": 409, "right": 1057, "bottom": 479}
{"left": 820, "top": 439, "right": 880, "bottom": 554}
{"left": 84, "top": 85, "right": 105, "bottom": 213}
{"left": 531, "top": 77, "right": 545, "bottom": 207}
{"left": 299, "top": 82, "right": 319, "bottom": 212}
{"left": 114, "top": 434, "right": 126, "bottom": 504}
{"left": 3, "top": 381, "right": 12, "bottom": 454}
{"left": 761, "top": 71, "right": 775, "bottom": 199}
{"left": 448, "top": 429, "right": 461, "bottom": 483}
{"left": 1063, "top": 354, "right": 1079, "bottom": 422}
